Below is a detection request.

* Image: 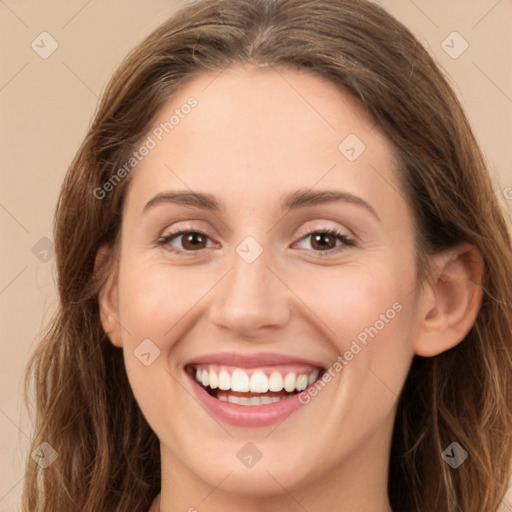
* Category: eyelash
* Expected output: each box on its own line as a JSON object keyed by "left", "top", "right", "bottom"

{"left": 156, "top": 226, "right": 356, "bottom": 257}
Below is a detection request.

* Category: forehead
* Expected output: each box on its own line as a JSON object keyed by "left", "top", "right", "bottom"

{"left": 123, "top": 65, "right": 404, "bottom": 223}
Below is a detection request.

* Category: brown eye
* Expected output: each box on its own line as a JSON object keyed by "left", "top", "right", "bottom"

{"left": 295, "top": 228, "right": 354, "bottom": 254}
{"left": 157, "top": 227, "right": 355, "bottom": 257}
{"left": 158, "top": 230, "right": 212, "bottom": 254}
{"left": 309, "top": 232, "right": 338, "bottom": 251}
{"left": 179, "top": 232, "right": 208, "bottom": 251}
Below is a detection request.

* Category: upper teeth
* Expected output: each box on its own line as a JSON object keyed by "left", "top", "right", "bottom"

{"left": 194, "top": 367, "right": 319, "bottom": 393}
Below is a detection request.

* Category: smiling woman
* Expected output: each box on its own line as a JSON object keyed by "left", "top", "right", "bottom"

{"left": 21, "top": 0, "right": 512, "bottom": 511}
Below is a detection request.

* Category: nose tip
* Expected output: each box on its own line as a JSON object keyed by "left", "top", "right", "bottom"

{"left": 208, "top": 254, "right": 291, "bottom": 338}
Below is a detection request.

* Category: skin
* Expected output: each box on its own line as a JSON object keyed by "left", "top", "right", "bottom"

{"left": 98, "top": 65, "right": 483, "bottom": 512}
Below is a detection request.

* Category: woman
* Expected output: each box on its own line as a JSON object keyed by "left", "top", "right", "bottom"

{"left": 22, "top": 0, "right": 512, "bottom": 511}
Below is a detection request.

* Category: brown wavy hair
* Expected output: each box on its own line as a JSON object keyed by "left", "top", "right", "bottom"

{"left": 21, "top": 0, "right": 512, "bottom": 510}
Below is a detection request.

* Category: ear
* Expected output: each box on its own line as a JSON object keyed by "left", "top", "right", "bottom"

{"left": 95, "top": 245, "right": 122, "bottom": 348}
{"left": 414, "top": 243, "right": 484, "bottom": 357}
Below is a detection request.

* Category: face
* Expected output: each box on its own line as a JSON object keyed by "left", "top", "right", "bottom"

{"left": 101, "top": 66, "right": 425, "bottom": 503}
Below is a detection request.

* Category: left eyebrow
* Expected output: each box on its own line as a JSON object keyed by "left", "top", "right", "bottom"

{"left": 142, "top": 188, "right": 381, "bottom": 222}
{"left": 281, "top": 189, "right": 381, "bottom": 222}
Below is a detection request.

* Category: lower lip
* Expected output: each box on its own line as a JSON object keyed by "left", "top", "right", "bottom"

{"left": 187, "top": 373, "right": 308, "bottom": 427}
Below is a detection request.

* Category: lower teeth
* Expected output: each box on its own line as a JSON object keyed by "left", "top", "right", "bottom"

{"left": 216, "top": 393, "right": 289, "bottom": 406}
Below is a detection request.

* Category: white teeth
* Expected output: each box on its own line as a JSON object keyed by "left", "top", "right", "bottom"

{"left": 231, "top": 369, "right": 250, "bottom": 392}
{"left": 268, "top": 371, "right": 284, "bottom": 392}
{"left": 217, "top": 393, "right": 286, "bottom": 405}
{"left": 296, "top": 374, "right": 308, "bottom": 392}
{"left": 307, "top": 369, "right": 319, "bottom": 385}
{"left": 283, "top": 372, "right": 296, "bottom": 392}
{"left": 193, "top": 366, "right": 321, "bottom": 394}
{"left": 208, "top": 368, "right": 218, "bottom": 389}
{"left": 218, "top": 369, "right": 231, "bottom": 390}
{"left": 229, "top": 395, "right": 241, "bottom": 405}
{"left": 250, "top": 371, "right": 269, "bottom": 393}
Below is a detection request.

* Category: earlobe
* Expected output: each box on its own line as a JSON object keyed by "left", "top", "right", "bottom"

{"left": 413, "top": 243, "right": 484, "bottom": 357}
{"left": 95, "top": 245, "right": 122, "bottom": 348}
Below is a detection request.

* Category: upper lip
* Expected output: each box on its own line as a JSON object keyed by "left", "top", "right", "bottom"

{"left": 185, "top": 351, "right": 325, "bottom": 369}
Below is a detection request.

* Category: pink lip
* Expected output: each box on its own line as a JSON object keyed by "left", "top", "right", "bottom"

{"left": 184, "top": 352, "right": 325, "bottom": 428}
{"left": 187, "top": 372, "right": 309, "bottom": 427}
{"left": 185, "top": 351, "right": 325, "bottom": 368}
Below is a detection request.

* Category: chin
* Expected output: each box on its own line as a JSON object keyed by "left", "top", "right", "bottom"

{"left": 190, "top": 453, "right": 318, "bottom": 497}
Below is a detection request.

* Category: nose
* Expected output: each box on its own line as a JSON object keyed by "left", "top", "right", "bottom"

{"left": 208, "top": 245, "right": 291, "bottom": 339}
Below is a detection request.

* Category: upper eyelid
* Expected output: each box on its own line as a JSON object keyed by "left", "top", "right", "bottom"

{"left": 159, "top": 224, "right": 355, "bottom": 251}
{"left": 294, "top": 222, "right": 353, "bottom": 239}
{"left": 160, "top": 217, "right": 354, "bottom": 236}
{"left": 159, "top": 221, "right": 353, "bottom": 240}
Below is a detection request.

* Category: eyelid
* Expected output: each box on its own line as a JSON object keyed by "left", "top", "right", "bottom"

{"left": 156, "top": 221, "right": 356, "bottom": 256}
{"left": 293, "top": 220, "right": 353, "bottom": 240}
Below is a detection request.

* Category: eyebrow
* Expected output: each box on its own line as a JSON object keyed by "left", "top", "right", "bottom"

{"left": 143, "top": 188, "right": 381, "bottom": 222}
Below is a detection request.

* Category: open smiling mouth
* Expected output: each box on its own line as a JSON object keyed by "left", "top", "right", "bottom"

{"left": 185, "top": 364, "right": 325, "bottom": 406}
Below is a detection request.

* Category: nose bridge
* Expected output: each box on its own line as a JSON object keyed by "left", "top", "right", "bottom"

{"left": 208, "top": 235, "right": 290, "bottom": 335}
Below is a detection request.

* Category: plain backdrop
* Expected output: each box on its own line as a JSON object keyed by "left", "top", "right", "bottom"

{"left": 1, "top": 0, "right": 511, "bottom": 510}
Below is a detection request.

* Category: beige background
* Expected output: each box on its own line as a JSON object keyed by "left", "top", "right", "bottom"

{"left": 1, "top": 0, "right": 511, "bottom": 510}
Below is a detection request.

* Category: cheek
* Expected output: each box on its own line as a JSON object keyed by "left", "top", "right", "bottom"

{"left": 115, "top": 259, "right": 200, "bottom": 430}
{"left": 301, "top": 265, "right": 415, "bottom": 455}
{"left": 293, "top": 257, "right": 416, "bottom": 397}
{"left": 291, "top": 260, "right": 406, "bottom": 346}
{"left": 117, "top": 258, "right": 209, "bottom": 344}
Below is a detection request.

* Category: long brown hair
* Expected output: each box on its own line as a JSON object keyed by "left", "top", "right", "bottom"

{"left": 22, "top": 0, "right": 512, "bottom": 510}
